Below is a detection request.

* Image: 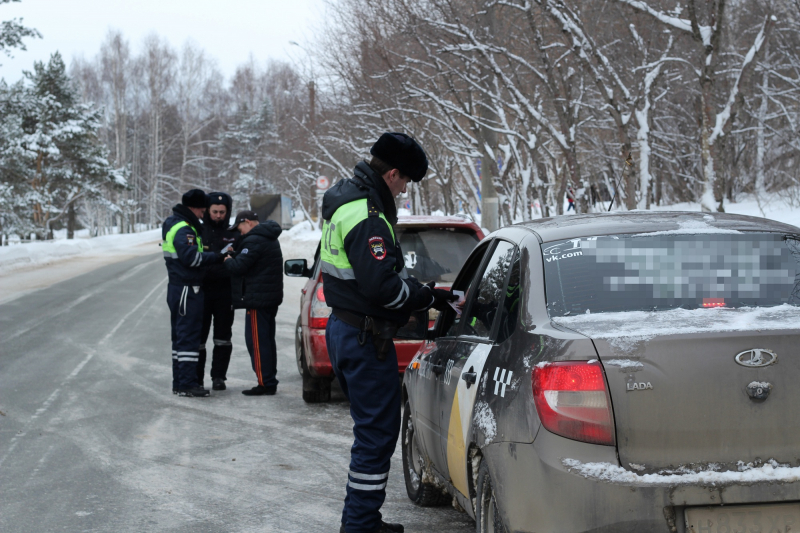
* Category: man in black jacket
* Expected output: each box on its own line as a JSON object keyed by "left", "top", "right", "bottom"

{"left": 224, "top": 211, "right": 284, "bottom": 395}
{"left": 199, "top": 192, "right": 239, "bottom": 391}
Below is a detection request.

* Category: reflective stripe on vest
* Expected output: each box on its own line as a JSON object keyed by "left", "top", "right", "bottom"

{"left": 162, "top": 220, "right": 202, "bottom": 259}
{"left": 320, "top": 198, "right": 395, "bottom": 280}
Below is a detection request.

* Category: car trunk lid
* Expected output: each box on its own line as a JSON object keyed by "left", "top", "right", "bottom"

{"left": 554, "top": 306, "right": 800, "bottom": 472}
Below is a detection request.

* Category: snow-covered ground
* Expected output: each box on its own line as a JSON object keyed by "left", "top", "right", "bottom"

{"left": 0, "top": 229, "right": 162, "bottom": 273}
{"left": 0, "top": 230, "right": 164, "bottom": 305}
{"left": 0, "top": 222, "right": 324, "bottom": 306}
{"left": 279, "top": 220, "right": 321, "bottom": 263}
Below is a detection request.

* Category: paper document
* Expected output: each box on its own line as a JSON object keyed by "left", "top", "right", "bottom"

{"left": 449, "top": 290, "right": 466, "bottom": 316}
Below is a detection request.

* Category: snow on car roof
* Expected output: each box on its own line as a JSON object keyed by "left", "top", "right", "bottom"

{"left": 517, "top": 211, "right": 800, "bottom": 243}
{"left": 396, "top": 215, "right": 479, "bottom": 227}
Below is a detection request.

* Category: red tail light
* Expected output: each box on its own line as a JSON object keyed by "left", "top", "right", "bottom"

{"left": 532, "top": 361, "right": 615, "bottom": 446}
{"left": 309, "top": 282, "right": 331, "bottom": 329}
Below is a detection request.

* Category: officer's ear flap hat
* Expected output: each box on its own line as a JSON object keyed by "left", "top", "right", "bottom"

{"left": 182, "top": 189, "right": 207, "bottom": 208}
{"left": 369, "top": 132, "right": 428, "bottom": 182}
{"left": 207, "top": 191, "right": 232, "bottom": 213}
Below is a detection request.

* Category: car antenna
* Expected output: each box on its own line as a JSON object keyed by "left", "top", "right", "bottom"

{"left": 607, "top": 152, "right": 634, "bottom": 212}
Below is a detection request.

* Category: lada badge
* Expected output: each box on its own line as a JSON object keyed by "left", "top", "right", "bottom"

{"left": 734, "top": 349, "right": 777, "bottom": 368}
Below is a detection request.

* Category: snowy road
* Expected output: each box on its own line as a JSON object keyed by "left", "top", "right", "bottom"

{"left": 0, "top": 252, "right": 473, "bottom": 532}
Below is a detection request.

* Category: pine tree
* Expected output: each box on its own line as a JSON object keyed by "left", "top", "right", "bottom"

{"left": 0, "top": 0, "right": 41, "bottom": 66}
{"left": 0, "top": 52, "right": 124, "bottom": 238}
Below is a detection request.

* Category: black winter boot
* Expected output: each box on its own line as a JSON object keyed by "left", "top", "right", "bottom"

{"left": 339, "top": 521, "right": 404, "bottom": 533}
{"left": 242, "top": 385, "right": 276, "bottom": 396}
{"left": 176, "top": 387, "right": 210, "bottom": 397}
{"left": 212, "top": 378, "right": 226, "bottom": 391}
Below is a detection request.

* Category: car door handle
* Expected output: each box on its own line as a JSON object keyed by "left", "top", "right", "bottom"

{"left": 431, "top": 363, "right": 444, "bottom": 376}
{"left": 461, "top": 372, "right": 477, "bottom": 388}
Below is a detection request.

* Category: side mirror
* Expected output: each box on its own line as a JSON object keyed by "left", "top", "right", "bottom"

{"left": 284, "top": 259, "right": 311, "bottom": 277}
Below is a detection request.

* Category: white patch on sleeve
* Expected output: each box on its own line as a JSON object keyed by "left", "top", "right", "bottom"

{"left": 241, "top": 248, "right": 248, "bottom": 254}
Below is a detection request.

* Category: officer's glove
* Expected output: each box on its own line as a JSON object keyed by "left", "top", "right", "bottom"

{"left": 214, "top": 252, "right": 227, "bottom": 264}
{"left": 424, "top": 281, "right": 458, "bottom": 312}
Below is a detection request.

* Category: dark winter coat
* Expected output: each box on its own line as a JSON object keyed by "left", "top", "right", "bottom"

{"left": 320, "top": 162, "right": 431, "bottom": 323}
{"left": 202, "top": 195, "right": 240, "bottom": 291}
{"left": 162, "top": 204, "right": 220, "bottom": 285}
{"left": 224, "top": 220, "right": 284, "bottom": 310}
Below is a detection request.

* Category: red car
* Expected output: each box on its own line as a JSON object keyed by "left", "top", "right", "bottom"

{"left": 284, "top": 215, "right": 485, "bottom": 402}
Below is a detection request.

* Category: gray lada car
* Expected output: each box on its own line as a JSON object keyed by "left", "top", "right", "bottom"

{"left": 401, "top": 211, "right": 800, "bottom": 533}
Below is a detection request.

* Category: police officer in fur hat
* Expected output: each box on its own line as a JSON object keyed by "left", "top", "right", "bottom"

{"left": 320, "top": 133, "right": 456, "bottom": 533}
{"left": 198, "top": 192, "right": 238, "bottom": 391}
{"left": 162, "top": 189, "right": 225, "bottom": 397}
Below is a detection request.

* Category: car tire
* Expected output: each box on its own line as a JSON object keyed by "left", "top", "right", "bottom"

{"left": 402, "top": 400, "right": 450, "bottom": 507}
{"left": 300, "top": 346, "right": 332, "bottom": 404}
{"left": 475, "top": 460, "right": 507, "bottom": 533}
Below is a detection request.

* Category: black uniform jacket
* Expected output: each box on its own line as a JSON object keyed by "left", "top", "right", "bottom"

{"left": 224, "top": 220, "right": 284, "bottom": 310}
{"left": 162, "top": 204, "right": 220, "bottom": 285}
{"left": 202, "top": 203, "right": 239, "bottom": 292}
{"left": 320, "top": 161, "right": 432, "bottom": 323}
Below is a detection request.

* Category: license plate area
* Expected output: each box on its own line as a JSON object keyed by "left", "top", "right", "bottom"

{"left": 685, "top": 503, "right": 800, "bottom": 532}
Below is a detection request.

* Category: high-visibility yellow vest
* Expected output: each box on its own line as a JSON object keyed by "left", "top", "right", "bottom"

{"left": 320, "top": 198, "right": 396, "bottom": 280}
{"left": 162, "top": 221, "right": 202, "bottom": 259}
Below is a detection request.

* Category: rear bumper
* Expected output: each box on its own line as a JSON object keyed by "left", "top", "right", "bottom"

{"left": 484, "top": 430, "right": 800, "bottom": 533}
{"left": 307, "top": 329, "right": 333, "bottom": 377}
{"left": 305, "top": 329, "right": 422, "bottom": 377}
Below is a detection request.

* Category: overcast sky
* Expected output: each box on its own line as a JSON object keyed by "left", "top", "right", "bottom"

{"left": 0, "top": 0, "right": 326, "bottom": 82}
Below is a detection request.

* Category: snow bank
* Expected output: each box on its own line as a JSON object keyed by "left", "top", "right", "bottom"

{"left": 0, "top": 220, "right": 323, "bottom": 276}
{"left": 554, "top": 304, "right": 800, "bottom": 342}
{"left": 279, "top": 221, "right": 321, "bottom": 264}
{"left": 563, "top": 458, "right": 800, "bottom": 487}
{"left": 650, "top": 194, "right": 800, "bottom": 229}
{"left": 0, "top": 229, "right": 161, "bottom": 272}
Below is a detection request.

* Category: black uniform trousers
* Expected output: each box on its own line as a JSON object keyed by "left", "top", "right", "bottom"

{"left": 197, "top": 287, "right": 234, "bottom": 385}
{"left": 244, "top": 308, "right": 279, "bottom": 389}
{"left": 167, "top": 283, "right": 204, "bottom": 390}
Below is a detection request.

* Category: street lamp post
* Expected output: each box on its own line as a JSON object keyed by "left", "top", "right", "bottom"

{"left": 290, "top": 41, "right": 319, "bottom": 222}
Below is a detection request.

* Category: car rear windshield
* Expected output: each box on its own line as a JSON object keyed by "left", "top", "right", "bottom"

{"left": 543, "top": 233, "right": 800, "bottom": 317}
{"left": 397, "top": 227, "right": 480, "bottom": 283}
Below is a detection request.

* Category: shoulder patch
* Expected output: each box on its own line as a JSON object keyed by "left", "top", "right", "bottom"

{"left": 187, "top": 234, "right": 195, "bottom": 246}
{"left": 241, "top": 248, "right": 249, "bottom": 254}
{"left": 369, "top": 236, "right": 386, "bottom": 260}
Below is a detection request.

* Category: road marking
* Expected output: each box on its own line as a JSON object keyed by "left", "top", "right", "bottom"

{"left": 116, "top": 257, "right": 161, "bottom": 282}
{"left": 0, "top": 351, "right": 95, "bottom": 468}
{"left": 4, "top": 258, "right": 161, "bottom": 342}
{"left": 0, "top": 273, "right": 164, "bottom": 469}
{"left": 101, "top": 277, "right": 166, "bottom": 344}
{"left": 5, "top": 290, "right": 100, "bottom": 342}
